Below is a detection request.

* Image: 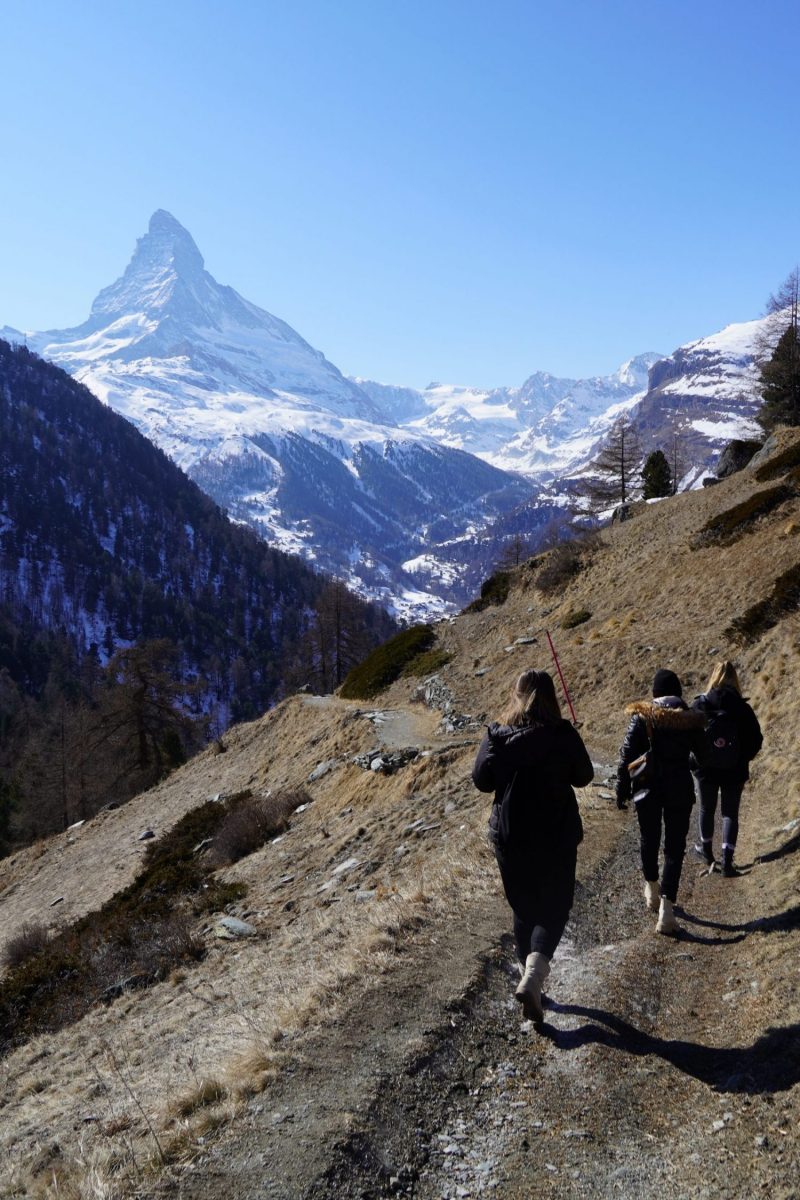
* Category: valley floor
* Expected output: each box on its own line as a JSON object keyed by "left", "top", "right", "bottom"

{"left": 171, "top": 754, "right": 800, "bottom": 1200}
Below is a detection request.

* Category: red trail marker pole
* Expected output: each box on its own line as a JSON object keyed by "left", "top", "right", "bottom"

{"left": 546, "top": 629, "right": 578, "bottom": 725}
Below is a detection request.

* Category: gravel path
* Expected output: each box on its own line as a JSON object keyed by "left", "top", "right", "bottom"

{"left": 311, "top": 786, "right": 799, "bottom": 1200}
{"left": 173, "top": 759, "right": 800, "bottom": 1200}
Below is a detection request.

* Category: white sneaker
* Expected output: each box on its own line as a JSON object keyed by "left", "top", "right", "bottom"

{"left": 656, "top": 897, "right": 676, "bottom": 935}
{"left": 515, "top": 952, "right": 550, "bottom": 1023}
{"left": 644, "top": 880, "right": 661, "bottom": 912}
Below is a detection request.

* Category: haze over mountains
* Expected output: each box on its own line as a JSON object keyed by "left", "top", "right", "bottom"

{"left": 2, "top": 211, "right": 764, "bottom": 613}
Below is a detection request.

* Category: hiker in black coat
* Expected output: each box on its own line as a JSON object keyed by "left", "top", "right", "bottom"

{"left": 472, "top": 668, "right": 593, "bottom": 1023}
{"left": 616, "top": 669, "right": 706, "bottom": 935}
{"left": 691, "top": 660, "right": 762, "bottom": 876}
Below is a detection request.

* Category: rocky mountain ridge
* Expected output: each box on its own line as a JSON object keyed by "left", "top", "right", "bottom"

{"left": 358, "top": 317, "right": 766, "bottom": 490}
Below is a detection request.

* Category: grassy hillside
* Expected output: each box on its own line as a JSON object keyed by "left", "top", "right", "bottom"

{"left": 1, "top": 430, "right": 798, "bottom": 1198}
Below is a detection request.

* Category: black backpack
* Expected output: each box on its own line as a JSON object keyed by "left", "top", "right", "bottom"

{"left": 704, "top": 708, "right": 740, "bottom": 770}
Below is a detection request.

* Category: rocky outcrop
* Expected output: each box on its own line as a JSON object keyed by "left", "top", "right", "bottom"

{"left": 715, "top": 439, "right": 763, "bottom": 478}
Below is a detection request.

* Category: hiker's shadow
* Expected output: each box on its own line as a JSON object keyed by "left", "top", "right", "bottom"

{"left": 671, "top": 921, "right": 745, "bottom": 946}
{"left": 679, "top": 902, "right": 800, "bottom": 936}
{"left": 541, "top": 1003, "right": 800, "bottom": 1095}
{"left": 758, "top": 831, "right": 800, "bottom": 864}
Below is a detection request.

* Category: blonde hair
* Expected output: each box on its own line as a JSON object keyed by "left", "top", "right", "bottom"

{"left": 706, "top": 660, "right": 741, "bottom": 694}
{"left": 500, "top": 668, "right": 562, "bottom": 727}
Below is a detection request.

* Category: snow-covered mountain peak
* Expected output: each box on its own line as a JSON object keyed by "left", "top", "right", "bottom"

{"left": 615, "top": 353, "right": 662, "bottom": 388}
{"left": 148, "top": 207, "right": 198, "bottom": 240}
{"left": 19, "top": 211, "right": 381, "bottom": 422}
{"left": 88, "top": 209, "right": 221, "bottom": 330}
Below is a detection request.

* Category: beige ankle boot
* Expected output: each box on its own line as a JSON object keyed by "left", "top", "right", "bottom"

{"left": 515, "top": 951, "right": 550, "bottom": 1023}
{"left": 656, "top": 896, "right": 676, "bottom": 935}
{"left": 644, "top": 879, "right": 661, "bottom": 912}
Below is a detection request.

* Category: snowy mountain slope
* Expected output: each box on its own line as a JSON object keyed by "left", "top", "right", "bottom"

{"left": 638, "top": 317, "right": 764, "bottom": 452}
{"left": 358, "top": 315, "right": 768, "bottom": 491}
{"left": 0, "top": 337, "right": 396, "bottom": 738}
{"left": 355, "top": 355, "right": 662, "bottom": 478}
{"left": 2, "top": 213, "right": 531, "bottom": 617}
{"left": 1, "top": 210, "right": 771, "bottom": 614}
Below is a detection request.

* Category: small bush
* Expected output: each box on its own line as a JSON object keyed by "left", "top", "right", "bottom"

{"left": 725, "top": 561, "right": 800, "bottom": 644}
{"left": 694, "top": 485, "right": 794, "bottom": 547}
{"left": 0, "top": 793, "right": 264, "bottom": 1054}
{"left": 209, "top": 790, "right": 304, "bottom": 867}
{"left": 401, "top": 648, "right": 453, "bottom": 677}
{"left": 536, "top": 534, "right": 600, "bottom": 596}
{"left": 340, "top": 625, "right": 436, "bottom": 699}
{"left": 463, "top": 571, "right": 511, "bottom": 614}
{"left": 2, "top": 921, "right": 50, "bottom": 970}
{"left": 562, "top": 609, "right": 591, "bottom": 630}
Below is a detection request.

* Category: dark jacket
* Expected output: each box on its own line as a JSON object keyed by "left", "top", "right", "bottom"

{"left": 616, "top": 696, "right": 706, "bottom": 808}
{"left": 690, "top": 685, "right": 763, "bottom": 783}
{"left": 472, "top": 719, "right": 594, "bottom": 855}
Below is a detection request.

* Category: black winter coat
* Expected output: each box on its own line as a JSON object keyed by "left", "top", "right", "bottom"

{"left": 472, "top": 719, "right": 594, "bottom": 856}
{"left": 616, "top": 697, "right": 706, "bottom": 808}
{"left": 690, "top": 685, "right": 763, "bottom": 784}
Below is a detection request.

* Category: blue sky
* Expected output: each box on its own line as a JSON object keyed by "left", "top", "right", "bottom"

{"left": 1, "top": 0, "right": 798, "bottom": 387}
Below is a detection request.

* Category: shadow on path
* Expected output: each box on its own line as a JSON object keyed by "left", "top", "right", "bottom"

{"left": 541, "top": 1002, "right": 800, "bottom": 1095}
{"left": 758, "top": 831, "right": 800, "bottom": 864}
{"left": 671, "top": 923, "right": 745, "bottom": 946}
{"left": 678, "top": 902, "right": 800, "bottom": 936}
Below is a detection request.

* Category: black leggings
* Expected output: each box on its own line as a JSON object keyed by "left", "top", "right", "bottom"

{"left": 696, "top": 776, "right": 744, "bottom": 850}
{"left": 494, "top": 846, "right": 578, "bottom": 961}
{"left": 636, "top": 796, "right": 693, "bottom": 903}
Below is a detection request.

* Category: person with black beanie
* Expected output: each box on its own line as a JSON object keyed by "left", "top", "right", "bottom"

{"left": 616, "top": 669, "right": 706, "bottom": 934}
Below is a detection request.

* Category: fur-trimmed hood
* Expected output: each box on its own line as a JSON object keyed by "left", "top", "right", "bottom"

{"left": 625, "top": 699, "right": 705, "bottom": 730}
{"left": 616, "top": 695, "right": 708, "bottom": 806}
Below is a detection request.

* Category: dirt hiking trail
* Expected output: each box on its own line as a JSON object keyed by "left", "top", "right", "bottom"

{"left": 175, "top": 746, "right": 800, "bottom": 1200}
{"left": 4, "top": 437, "right": 800, "bottom": 1200}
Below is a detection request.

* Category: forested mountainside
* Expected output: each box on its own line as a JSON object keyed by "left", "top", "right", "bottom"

{"left": 0, "top": 340, "right": 395, "bottom": 848}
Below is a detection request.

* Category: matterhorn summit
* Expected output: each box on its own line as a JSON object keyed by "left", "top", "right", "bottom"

{"left": 2, "top": 212, "right": 529, "bottom": 616}
{"left": 25, "top": 209, "right": 381, "bottom": 425}
{"left": 87, "top": 208, "right": 219, "bottom": 330}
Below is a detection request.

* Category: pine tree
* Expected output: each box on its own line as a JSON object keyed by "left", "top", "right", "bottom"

{"left": 754, "top": 267, "right": 800, "bottom": 432}
{"left": 666, "top": 422, "right": 689, "bottom": 494}
{"left": 580, "top": 416, "right": 642, "bottom": 511}
{"left": 641, "top": 449, "right": 673, "bottom": 499}
{"left": 496, "top": 532, "right": 531, "bottom": 570}
{"left": 0, "top": 776, "right": 18, "bottom": 857}
{"left": 757, "top": 324, "right": 800, "bottom": 432}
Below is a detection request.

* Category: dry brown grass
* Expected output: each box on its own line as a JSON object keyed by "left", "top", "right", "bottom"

{"left": 2, "top": 432, "right": 800, "bottom": 1196}
{"left": 169, "top": 1077, "right": 227, "bottom": 1118}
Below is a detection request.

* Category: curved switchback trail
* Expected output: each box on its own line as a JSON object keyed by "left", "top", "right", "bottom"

{"left": 175, "top": 750, "right": 800, "bottom": 1200}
